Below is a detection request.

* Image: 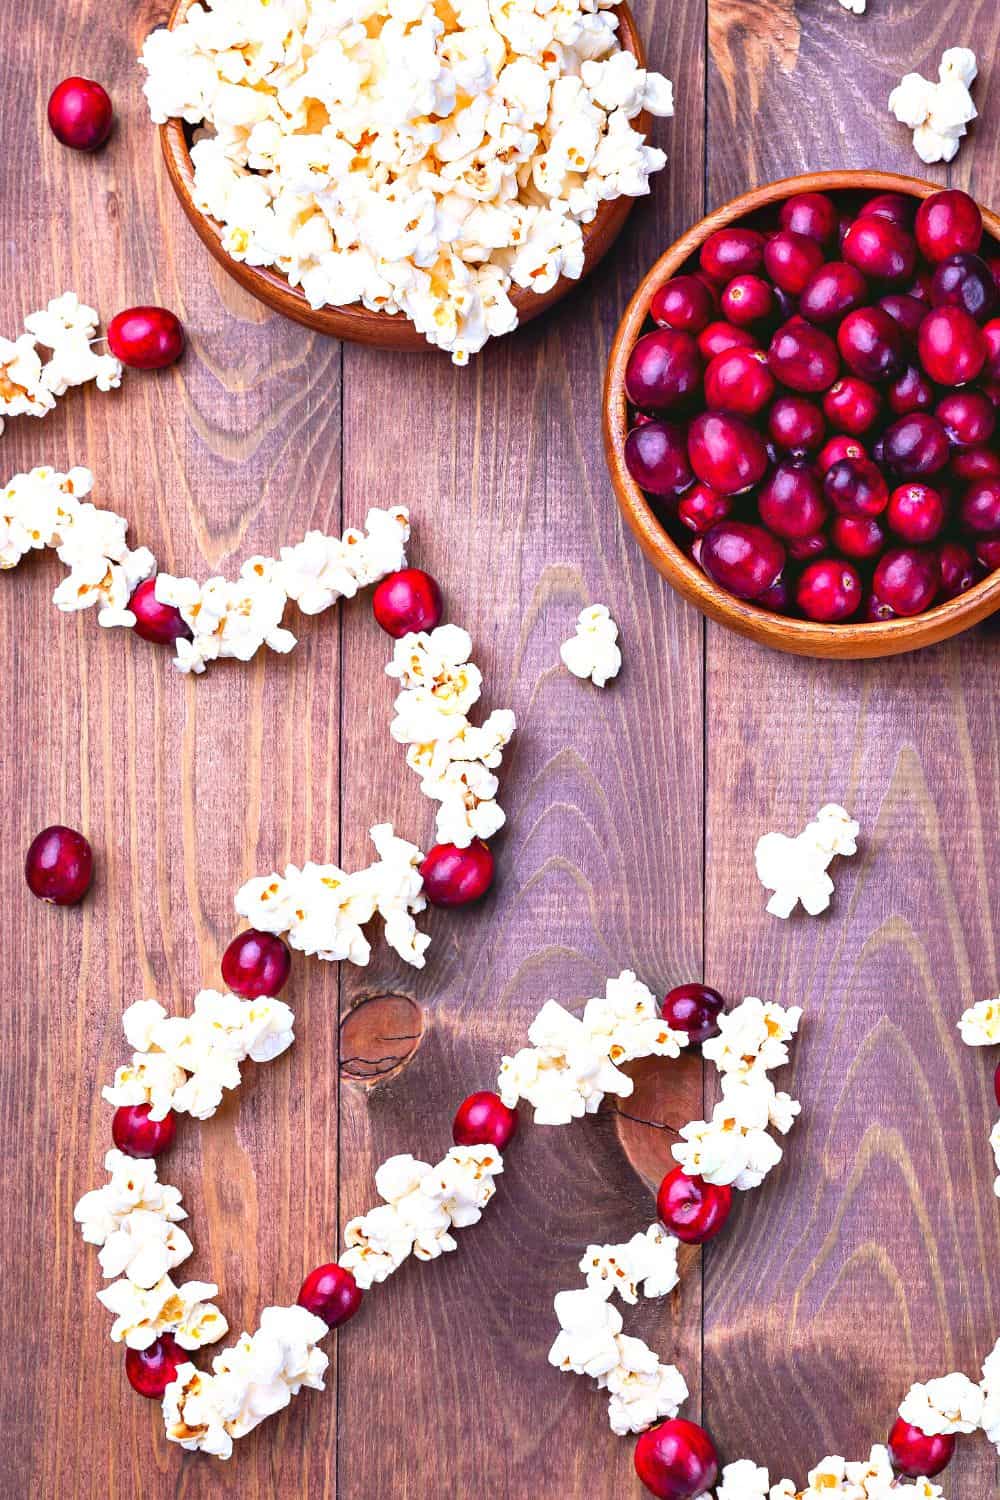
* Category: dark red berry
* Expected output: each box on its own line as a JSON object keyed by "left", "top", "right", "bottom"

{"left": 888, "top": 1418, "right": 956, "bottom": 1479}
{"left": 657, "top": 1168, "right": 732, "bottom": 1244}
{"left": 918, "top": 306, "right": 987, "bottom": 385}
{"left": 677, "top": 482, "right": 732, "bottom": 535}
{"left": 372, "top": 568, "right": 443, "bottom": 637}
{"left": 107, "top": 307, "right": 184, "bottom": 370}
{"left": 703, "top": 347, "right": 775, "bottom": 415}
{"left": 25, "top": 825, "right": 93, "bottom": 904}
{"left": 700, "top": 521, "right": 784, "bottom": 600}
{"left": 780, "top": 192, "right": 839, "bottom": 245}
{"left": 873, "top": 547, "right": 940, "bottom": 615}
{"left": 688, "top": 412, "right": 768, "bottom": 494}
{"left": 624, "top": 421, "right": 694, "bottom": 497}
{"left": 769, "top": 320, "right": 840, "bottom": 392}
{"left": 838, "top": 306, "right": 905, "bottom": 381}
{"left": 831, "top": 514, "right": 885, "bottom": 560}
{"left": 824, "top": 456, "right": 889, "bottom": 517}
{"left": 886, "top": 483, "right": 946, "bottom": 544}
{"left": 700, "top": 227, "right": 765, "bottom": 283}
{"left": 824, "top": 376, "right": 881, "bottom": 434}
{"left": 112, "top": 1103, "right": 177, "bottom": 1159}
{"left": 419, "top": 840, "right": 495, "bottom": 906}
{"left": 758, "top": 461, "right": 827, "bottom": 539}
{"left": 298, "top": 1264, "right": 363, "bottom": 1328}
{"left": 915, "top": 189, "right": 983, "bottom": 263}
{"left": 128, "top": 578, "right": 192, "bottom": 645}
{"left": 221, "top": 929, "right": 292, "bottom": 998}
{"left": 660, "top": 983, "right": 725, "bottom": 1044}
{"left": 625, "top": 329, "right": 703, "bottom": 409}
{"left": 47, "top": 76, "right": 113, "bottom": 150}
{"left": 769, "top": 395, "right": 825, "bottom": 453}
{"left": 650, "top": 275, "right": 716, "bottom": 333}
{"left": 797, "top": 559, "right": 862, "bottom": 621}
{"left": 721, "top": 274, "right": 775, "bottom": 327}
{"left": 799, "top": 262, "right": 868, "bottom": 325}
{"left": 882, "top": 414, "right": 951, "bottom": 477}
{"left": 126, "top": 1335, "right": 185, "bottom": 1399}
{"left": 452, "top": 1091, "right": 518, "bottom": 1150}
{"left": 764, "top": 231, "right": 825, "bottom": 295}
{"left": 843, "top": 216, "right": 917, "bottom": 283}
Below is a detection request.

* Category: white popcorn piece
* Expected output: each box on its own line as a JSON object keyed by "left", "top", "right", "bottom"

{"left": 898, "top": 1371, "right": 985, "bottom": 1436}
{"left": 889, "top": 48, "right": 978, "bottom": 165}
{"left": 96, "top": 1275, "right": 228, "bottom": 1351}
{"left": 1, "top": 294, "right": 122, "bottom": 438}
{"left": 837, "top": 0, "right": 866, "bottom": 13}
{"left": 980, "top": 1338, "right": 1000, "bottom": 1454}
{"left": 702, "top": 996, "right": 802, "bottom": 1079}
{"left": 716, "top": 1459, "right": 772, "bottom": 1499}
{"left": 548, "top": 1287, "right": 624, "bottom": 1377}
{"left": 755, "top": 804, "right": 859, "bottom": 919}
{"left": 578, "top": 1223, "right": 679, "bottom": 1305}
{"left": 598, "top": 1335, "right": 688, "bottom": 1436}
{"left": 97, "top": 1210, "right": 194, "bottom": 1289}
{"left": 74, "top": 1149, "right": 186, "bottom": 1246}
{"left": 958, "top": 996, "right": 1000, "bottom": 1047}
{"left": 560, "top": 603, "right": 622, "bottom": 687}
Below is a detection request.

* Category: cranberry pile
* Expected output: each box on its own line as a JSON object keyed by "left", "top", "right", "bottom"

{"left": 621, "top": 189, "right": 1000, "bottom": 624}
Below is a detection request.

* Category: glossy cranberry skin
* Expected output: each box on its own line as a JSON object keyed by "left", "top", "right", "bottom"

{"left": 788, "top": 532, "right": 828, "bottom": 561}
{"left": 936, "top": 390, "right": 996, "bottom": 448}
{"left": 47, "top": 76, "right": 113, "bottom": 150}
{"left": 624, "top": 421, "right": 694, "bottom": 497}
{"left": 660, "top": 983, "right": 724, "bottom": 1044}
{"left": 865, "top": 592, "right": 898, "bottom": 623}
{"left": 650, "top": 274, "right": 716, "bottom": 333}
{"left": 887, "top": 483, "right": 946, "bottom": 543}
{"left": 888, "top": 1419, "right": 956, "bottom": 1479}
{"left": 985, "top": 319, "right": 1000, "bottom": 379}
{"left": 372, "top": 568, "right": 443, "bottom": 637}
{"left": 837, "top": 306, "right": 905, "bottom": 381}
{"left": 688, "top": 412, "right": 768, "bottom": 494}
{"left": 959, "top": 479, "right": 1000, "bottom": 535}
{"left": 831, "top": 513, "right": 885, "bottom": 560}
{"left": 125, "top": 1335, "right": 185, "bottom": 1399}
{"left": 930, "top": 253, "right": 997, "bottom": 322}
{"left": 918, "top": 306, "right": 987, "bottom": 385}
{"left": 769, "top": 320, "right": 840, "bottom": 393}
{"left": 823, "top": 376, "right": 881, "bottom": 435}
{"left": 452, "top": 1091, "right": 518, "bottom": 1150}
{"left": 298, "top": 1264, "right": 363, "bottom": 1328}
{"left": 952, "top": 445, "right": 1000, "bottom": 481}
{"left": 764, "top": 230, "right": 825, "bottom": 295}
{"left": 797, "top": 559, "right": 862, "bottom": 621}
{"left": 758, "top": 461, "right": 827, "bottom": 539}
{"left": 720, "top": 275, "right": 775, "bottom": 327}
{"left": 128, "top": 578, "right": 193, "bottom": 645}
{"left": 824, "top": 456, "right": 888, "bottom": 517}
{"left": 939, "top": 541, "right": 976, "bottom": 598}
{"left": 677, "top": 482, "right": 732, "bottom": 535}
{"left": 112, "top": 1103, "right": 177, "bottom": 1159}
{"left": 879, "top": 293, "right": 928, "bottom": 342}
{"left": 700, "top": 521, "right": 784, "bottom": 601}
{"left": 635, "top": 1420, "right": 720, "bottom": 1500}
{"left": 915, "top": 189, "right": 983, "bottom": 263}
{"left": 780, "top": 191, "right": 839, "bottom": 245}
{"left": 107, "top": 307, "right": 184, "bottom": 370}
{"left": 221, "top": 929, "right": 292, "bottom": 997}
{"left": 817, "top": 436, "right": 866, "bottom": 473}
{"left": 699, "top": 227, "right": 765, "bottom": 283}
{"left": 843, "top": 217, "right": 917, "bottom": 283}
{"left": 625, "top": 329, "right": 703, "bottom": 409}
{"left": 861, "top": 191, "right": 915, "bottom": 227}
{"left": 882, "top": 414, "right": 950, "bottom": 477}
{"left": 758, "top": 575, "right": 791, "bottom": 609}
{"left": 704, "top": 347, "right": 775, "bottom": 415}
{"left": 768, "top": 395, "right": 825, "bottom": 453}
{"left": 873, "top": 548, "right": 940, "bottom": 615}
{"left": 799, "top": 262, "right": 868, "bottom": 325}
{"left": 420, "top": 840, "right": 495, "bottom": 906}
{"left": 657, "top": 1167, "right": 732, "bottom": 1245}
{"left": 977, "top": 538, "right": 1000, "bottom": 572}
{"left": 888, "top": 364, "right": 935, "bottom": 416}
{"left": 697, "top": 320, "right": 757, "bottom": 361}
{"left": 25, "top": 824, "right": 93, "bottom": 904}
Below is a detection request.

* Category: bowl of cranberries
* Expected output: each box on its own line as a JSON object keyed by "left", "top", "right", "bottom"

{"left": 605, "top": 171, "right": 1000, "bottom": 656}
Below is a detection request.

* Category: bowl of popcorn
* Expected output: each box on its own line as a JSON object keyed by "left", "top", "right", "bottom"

{"left": 143, "top": 0, "right": 674, "bottom": 366}
{"left": 604, "top": 170, "right": 1000, "bottom": 658}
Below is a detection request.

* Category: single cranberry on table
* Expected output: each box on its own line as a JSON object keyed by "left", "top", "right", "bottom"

{"left": 625, "top": 421, "right": 694, "bottom": 497}
{"left": 721, "top": 274, "right": 775, "bottom": 328}
{"left": 697, "top": 320, "right": 757, "bottom": 361}
{"left": 878, "top": 292, "right": 927, "bottom": 342}
{"left": 915, "top": 188, "right": 983, "bottom": 264}
{"left": 298, "top": 1263, "right": 363, "bottom": 1328}
{"left": 769, "top": 319, "right": 840, "bottom": 393}
{"left": 888, "top": 364, "right": 934, "bottom": 416}
{"left": 657, "top": 1167, "right": 732, "bottom": 1244}
{"left": 887, "top": 483, "right": 946, "bottom": 544}
{"left": 843, "top": 216, "right": 917, "bottom": 283}
{"left": 799, "top": 261, "right": 868, "bottom": 325}
{"left": 25, "top": 824, "right": 93, "bottom": 904}
{"left": 660, "top": 983, "right": 724, "bottom": 1044}
{"left": 221, "top": 929, "right": 292, "bottom": 998}
{"left": 372, "top": 568, "right": 443, "bottom": 637}
{"left": 703, "top": 347, "right": 775, "bottom": 416}
{"left": 419, "top": 839, "right": 494, "bottom": 906}
{"left": 936, "top": 389, "right": 996, "bottom": 448}
{"left": 128, "top": 578, "right": 192, "bottom": 645}
{"left": 882, "top": 413, "right": 951, "bottom": 477}
{"left": 700, "top": 521, "right": 785, "bottom": 602}
{"left": 126, "top": 1335, "right": 185, "bottom": 1399}
{"left": 824, "top": 376, "right": 881, "bottom": 435}
{"left": 939, "top": 542, "right": 976, "bottom": 599}
{"left": 769, "top": 394, "right": 825, "bottom": 453}
{"left": 764, "top": 230, "right": 825, "bottom": 295}
{"left": 112, "top": 1103, "right": 177, "bottom": 1159}
{"left": 758, "top": 461, "right": 827, "bottom": 539}
{"left": 688, "top": 412, "right": 768, "bottom": 495}
{"left": 888, "top": 1418, "right": 956, "bottom": 1479}
{"left": 918, "top": 306, "right": 987, "bottom": 386}
{"left": 824, "top": 456, "right": 888, "bottom": 517}
{"left": 47, "top": 76, "right": 113, "bottom": 150}
{"left": 650, "top": 274, "right": 716, "bottom": 333}
{"left": 831, "top": 514, "right": 885, "bottom": 561}
{"left": 452, "top": 1090, "right": 518, "bottom": 1150}
{"left": 699, "top": 226, "right": 765, "bottom": 282}
{"left": 873, "top": 548, "right": 940, "bottom": 616}
{"left": 837, "top": 306, "right": 905, "bottom": 382}
{"left": 625, "top": 328, "right": 703, "bottom": 409}
{"left": 677, "top": 483, "right": 731, "bottom": 536}
{"left": 930, "top": 252, "right": 997, "bottom": 322}
{"left": 635, "top": 1419, "right": 720, "bottom": 1500}
{"left": 107, "top": 307, "right": 185, "bottom": 370}
{"left": 959, "top": 479, "right": 1000, "bottom": 536}
{"left": 797, "top": 559, "right": 862, "bottom": 622}
{"left": 780, "top": 190, "right": 839, "bottom": 245}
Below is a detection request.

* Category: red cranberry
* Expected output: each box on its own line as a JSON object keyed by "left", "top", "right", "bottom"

{"left": 908, "top": 267, "right": 934, "bottom": 301}
{"left": 678, "top": 482, "right": 732, "bottom": 535}
{"left": 824, "top": 376, "right": 881, "bottom": 435}
{"left": 624, "top": 421, "right": 694, "bottom": 496}
{"left": 959, "top": 479, "right": 1000, "bottom": 535}
{"left": 721, "top": 275, "right": 775, "bottom": 327}
{"left": 764, "top": 231, "right": 825, "bottom": 295}
{"left": 758, "top": 575, "right": 791, "bottom": 609}
{"left": 799, "top": 262, "right": 868, "bottom": 324}
{"left": 47, "top": 76, "right": 113, "bottom": 150}
{"left": 861, "top": 191, "right": 916, "bottom": 227}
{"left": 700, "top": 227, "right": 765, "bottom": 283}
{"left": 936, "top": 390, "right": 996, "bottom": 448}
{"left": 866, "top": 592, "right": 898, "bottom": 623}
{"left": 657, "top": 1167, "right": 732, "bottom": 1244}
{"left": 888, "top": 1419, "right": 956, "bottom": 1479}
{"left": 703, "top": 347, "right": 775, "bottom": 415}
{"left": 879, "top": 293, "right": 928, "bottom": 342}
{"left": 125, "top": 1335, "right": 185, "bottom": 1399}
{"left": 824, "top": 456, "right": 888, "bottom": 516}
{"left": 650, "top": 275, "right": 716, "bottom": 333}
{"left": 107, "top": 308, "right": 184, "bottom": 370}
{"left": 888, "top": 364, "right": 935, "bottom": 415}
{"left": 700, "top": 521, "right": 785, "bottom": 600}
{"left": 635, "top": 1420, "right": 720, "bottom": 1500}
{"left": 788, "top": 532, "right": 828, "bottom": 561}
{"left": 780, "top": 191, "right": 839, "bottom": 245}
{"left": 952, "top": 445, "right": 1000, "bottom": 481}
{"left": 697, "top": 320, "right": 757, "bottom": 361}
{"left": 977, "top": 538, "right": 1000, "bottom": 572}
{"left": 112, "top": 1103, "right": 177, "bottom": 1159}
{"left": 688, "top": 412, "right": 768, "bottom": 494}
{"left": 939, "top": 542, "right": 976, "bottom": 598}
{"left": 995, "top": 1058, "right": 1000, "bottom": 1107}
{"left": 221, "top": 929, "right": 292, "bottom": 997}
{"left": 831, "top": 514, "right": 885, "bottom": 560}
{"left": 887, "top": 483, "right": 946, "bottom": 543}
{"left": 769, "top": 320, "right": 840, "bottom": 392}
{"left": 882, "top": 413, "right": 951, "bottom": 477}
{"left": 758, "top": 461, "right": 827, "bottom": 538}
{"left": 918, "top": 306, "right": 987, "bottom": 385}
{"left": 298, "top": 1263, "right": 363, "bottom": 1328}
{"left": 797, "top": 559, "right": 862, "bottom": 621}
{"left": 419, "top": 840, "right": 495, "bottom": 906}
{"left": 128, "top": 578, "right": 192, "bottom": 645}
{"left": 625, "top": 329, "right": 702, "bottom": 409}
{"left": 873, "top": 548, "right": 940, "bottom": 615}
{"left": 985, "top": 319, "right": 1000, "bottom": 379}
{"left": 930, "top": 253, "right": 997, "bottom": 322}
{"left": 837, "top": 306, "right": 905, "bottom": 381}
{"left": 818, "top": 435, "right": 866, "bottom": 473}
{"left": 372, "top": 568, "right": 443, "bottom": 638}
{"left": 769, "top": 395, "right": 825, "bottom": 453}
{"left": 915, "top": 189, "right": 983, "bottom": 263}
{"left": 843, "top": 216, "right": 917, "bottom": 283}
{"left": 452, "top": 1091, "right": 518, "bottom": 1150}
{"left": 25, "top": 824, "right": 93, "bottom": 904}
{"left": 660, "top": 983, "right": 725, "bottom": 1044}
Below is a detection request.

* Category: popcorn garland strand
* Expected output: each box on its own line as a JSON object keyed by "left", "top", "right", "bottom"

{"left": 0, "top": 293, "right": 123, "bottom": 439}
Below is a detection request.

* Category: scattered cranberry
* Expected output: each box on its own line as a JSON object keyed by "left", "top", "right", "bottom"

{"left": 918, "top": 306, "right": 987, "bottom": 386}
{"left": 625, "top": 421, "right": 694, "bottom": 496}
{"left": 882, "top": 413, "right": 951, "bottom": 477}
{"left": 704, "top": 347, "right": 775, "bottom": 415}
{"left": 873, "top": 548, "right": 940, "bottom": 615}
{"left": 959, "top": 479, "right": 1000, "bottom": 535}
{"left": 419, "top": 840, "right": 495, "bottom": 906}
{"left": 678, "top": 482, "right": 732, "bottom": 535}
{"left": 657, "top": 1167, "right": 732, "bottom": 1244}
{"left": 799, "top": 262, "right": 868, "bottom": 325}
{"left": 888, "top": 1419, "right": 956, "bottom": 1479}
{"left": 831, "top": 514, "right": 885, "bottom": 560}
{"left": 887, "top": 483, "right": 946, "bottom": 544}
{"left": 931, "top": 253, "right": 997, "bottom": 323}
{"left": 915, "top": 189, "right": 983, "bottom": 264}
{"left": 697, "top": 320, "right": 757, "bottom": 361}
{"left": 107, "top": 307, "right": 184, "bottom": 370}
{"left": 25, "top": 824, "right": 93, "bottom": 904}
{"left": 700, "top": 227, "right": 765, "bottom": 283}
{"left": 758, "top": 461, "right": 827, "bottom": 539}
{"left": 769, "top": 320, "right": 840, "bottom": 393}
{"left": 936, "top": 390, "right": 996, "bottom": 448}
{"left": 939, "top": 542, "right": 976, "bottom": 599}
{"left": 780, "top": 191, "right": 839, "bottom": 245}
{"left": 721, "top": 274, "right": 775, "bottom": 327}
{"left": 112, "top": 1103, "right": 177, "bottom": 1159}
{"left": 635, "top": 1420, "right": 720, "bottom": 1500}
{"left": 838, "top": 306, "right": 904, "bottom": 382}
{"left": 372, "top": 568, "right": 443, "bottom": 638}
{"left": 769, "top": 395, "right": 825, "bottom": 453}
{"left": 824, "top": 456, "right": 888, "bottom": 517}
{"left": 688, "top": 412, "right": 768, "bottom": 494}
{"left": 843, "top": 216, "right": 917, "bottom": 283}
{"left": 797, "top": 559, "right": 862, "bottom": 621}
{"left": 650, "top": 275, "right": 716, "bottom": 333}
{"left": 824, "top": 376, "right": 881, "bottom": 435}
{"left": 221, "top": 929, "right": 292, "bottom": 998}
{"left": 701, "top": 521, "right": 784, "bottom": 600}
{"left": 298, "top": 1264, "right": 363, "bottom": 1328}
{"left": 660, "top": 983, "right": 725, "bottom": 1044}
{"left": 47, "top": 76, "right": 113, "bottom": 150}
{"left": 452, "top": 1090, "right": 518, "bottom": 1150}
{"left": 125, "top": 1335, "right": 185, "bottom": 1399}
{"left": 128, "top": 578, "right": 192, "bottom": 645}
{"left": 625, "top": 329, "right": 703, "bottom": 409}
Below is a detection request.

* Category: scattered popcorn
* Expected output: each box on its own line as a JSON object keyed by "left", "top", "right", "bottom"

{"left": 837, "top": 0, "right": 866, "bottom": 13}
{"left": 755, "top": 803, "right": 859, "bottom": 919}
{"left": 579, "top": 1223, "right": 679, "bottom": 1305}
{"left": 560, "top": 604, "right": 622, "bottom": 687}
{"left": 597, "top": 1334, "right": 688, "bottom": 1436}
{"left": 0, "top": 293, "right": 122, "bottom": 439}
{"left": 898, "top": 1371, "right": 985, "bottom": 1436}
{"left": 889, "top": 48, "right": 978, "bottom": 165}
{"left": 140, "top": 0, "right": 673, "bottom": 364}
{"left": 957, "top": 996, "right": 1000, "bottom": 1047}
{"left": 97, "top": 1274, "right": 228, "bottom": 1351}
{"left": 73, "top": 1149, "right": 186, "bottom": 1246}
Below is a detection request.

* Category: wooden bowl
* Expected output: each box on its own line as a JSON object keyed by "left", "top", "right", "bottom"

{"left": 604, "top": 170, "right": 1000, "bottom": 659}
{"left": 160, "top": 0, "right": 651, "bottom": 351}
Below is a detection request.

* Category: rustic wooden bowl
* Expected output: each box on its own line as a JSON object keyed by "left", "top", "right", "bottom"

{"left": 160, "top": 0, "right": 651, "bottom": 351}
{"left": 604, "top": 169, "right": 1000, "bottom": 659}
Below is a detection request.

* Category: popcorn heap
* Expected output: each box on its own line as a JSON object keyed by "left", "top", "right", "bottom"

{"left": 754, "top": 803, "right": 859, "bottom": 920}
{"left": 386, "top": 623, "right": 516, "bottom": 847}
{"left": 0, "top": 292, "right": 121, "bottom": 438}
{"left": 709, "top": 1447, "right": 945, "bottom": 1497}
{"left": 889, "top": 48, "right": 978, "bottom": 165}
{"left": 560, "top": 603, "right": 622, "bottom": 687}
{"left": 959, "top": 995, "right": 1000, "bottom": 1193}
{"left": 139, "top": 0, "right": 674, "bottom": 364}
{"left": 235, "top": 821, "right": 430, "bottom": 968}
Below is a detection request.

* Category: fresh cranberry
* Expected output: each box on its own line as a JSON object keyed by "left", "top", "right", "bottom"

{"left": 888, "top": 1419, "right": 956, "bottom": 1479}
{"left": 758, "top": 575, "right": 791, "bottom": 609}
{"left": 873, "top": 548, "right": 940, "bottom": 615}
{"left": 878, "top": 293, "right": 928, "bottom": 342}
{"left": 936, "top": 390, "right": 996, "bottom": 448}
{"left": 843, "top": 216, "right": 917, "bottom": 283}
{"left": 930, "top": 253, "right": 997, "bottom": 322}
{"left": 882, "top": 413, "right": 950, "bottom": 477}
{"left": 908, "top": 267, "right": 934, "bottom": 301}
{"left": 918, "top": 306, "right": 987, "bottom": 385}
{"left": 650, "top": 275, "right": 716, "bottom": 333}
{"left": 635, "top": 1420, "right": 720, "bottom": 1500}
{"left": 697, "top": 320, "right": 757, "bottom": 361}
{"left": 831, "top": 514, "right": 884, "bottom": 560}
{"left": 372, "top": 568, "right": 443, "bottom": 638}
{"left": 985, "top": 319, "right": 1000, "bottom": 379}
{"left": 769, "top": 395, "right": 825, "bottom": 453}
{"left": 657, "top": 1167, "right": 732, "bottom": 1244}
{"left": 818, "top": 435, "right": 866, "bottom": 473}
{"left": 659, "top": 983, "right": 724, "bottom": 1044}
{"left": 888, "top": 364, "right": 935, "bottom": 416}
{"left": 959, "top": 479, "right": 1000, "bottom": 535}
{"left": 47, "top": 76, "right": 113, "bottom": 150}
{"left": 915, "top": 189, "right": 983, "bottom": 263}
{"left": 887, "top": 483, "right": 946, "bottom": 543}
{"left": 758, "top": 461, "right": 827, "bottom": 538}
{"left": 128, "top": 578, "right": 192, "bottom": 645}
{"left": 125, "top": 1335, "right": 185, "bottom": 1399}
{"left": 112, "top": 1103, "right": 177, "bottom": 1159}
{"left": 865, "top": 592, "right": 898, "bottom": 623}
{"left": 699, "top": 227, "right": 765, "bottom": 283}
{"left": 995, "top": 1058, "right": 1000, "bottom": 1107}
{"left": 624, "top": 422, "right": 694, "bottom": 496}
{"left": 952, "top": 446, "right": 1000, "bottom": 481}
{"left": 797, "top": 559, "right": 862, "bottom": 621}
{"left": 625, "top": 329, "right": 702, "bottom": 409}
{"left": 297, "top": 1264, "right": 363, "bottom": 1328}
{"left": 452, "top": 1091, "right": 518, "bottom": 1150}
{"left": 721, "top": 274, "right": 775, "bottom": 327}
{"left": 824, "top": 456, "right": 888, "bottom": 516}
{"left": 861, "top": 191, "right": 915, "bottom": 227}
{"left": 107, "top": 308, "right": 185, "bottom": 370}
{"left": 25, "top": 824, "right": 93, "bottom": 904}
{"left": 688, "top": 412, "right": 768, "bottom": 494}
{"left": 780, "top": 191, "right": 839, "bottom": 245}
{"left": 678, "top": 482, "right": 732, "bottom": 535}
{"left": 799, "top": 262, "right": 868, "bottom": 324}
{"left": 700, "top": 521, "right": 785, "bottom": 600}
{"left": 764, "top": 231, "right": 825, "bottom": 295}
{"left": 837, "top": 306, "right": 905, "bottom": 381}
{"left": 221, "top": 929, "right": 292, "bottom": 997}
{"left": 939, "top": 542, "right": 976, "bottom": 598}
{"left": 977, "top": 538, "right": 1000, "bottom": 572}
{"left": 823, "top": 376, "right": 881, "bottom": 434}
{"left": 703, "top": 347, "right": 774, "bottom": 415}
{"left": 769, "top": 319, "right": 840, "bottom": 392}
{"left": 419, "top": 840, "right": 495, "bottom": 906}
{"left": 788, "top": 532, "right": 828, "bottom": 561}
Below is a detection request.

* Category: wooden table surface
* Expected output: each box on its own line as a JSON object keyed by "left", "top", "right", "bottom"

{"left": 2, "top": 0, "right": 999, "bottom": 1495}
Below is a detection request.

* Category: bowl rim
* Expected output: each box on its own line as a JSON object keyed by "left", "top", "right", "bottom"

{"left": 159, "top": 0, "right": 651, "bottom": 350}
{"left": 604, "top": 168, "right": 1000, "bottom": 659}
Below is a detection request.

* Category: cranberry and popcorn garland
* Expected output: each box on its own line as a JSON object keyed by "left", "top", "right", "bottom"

{"left": 0, "top": 293, "right": 122, "bottom": 438}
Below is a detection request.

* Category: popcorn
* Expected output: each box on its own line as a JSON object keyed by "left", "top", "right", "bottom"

{"left": 702, "top": 997, "right": 802, "bottom": 1078}
{"left": 889, "top": 49, "right": 978, "bottom": 164}
{"left": 97, "top": 1210, "right": 194, "bottom": 1289}
{"left": 897, "top": 1370, "right": 985, "bottom": 1436}
{"left": 579, "top": 1223, "right": 679, "bottom": 1305}
{"left": 97, "top": 1275, "right": 228, "bottom": 1350}
{"left": 957, "top": 995, "right": 1000, "bottom": 1047}
{"left": 980, "top": 1338, "right": 1000, "bottom": 1454}
{"left": 716, "top": 1459, "right": 772, "bottom": 1498}
{"left": 560, "top": 603, "right": 622, "bottom": 687}
{"left": 755, "top": 804, "right": 859, "bottom": 918}
{"left": 74, "top": 1149, "right": 186, "bottom": 1246}
{"left": 837, "top": 0, "right": 866, "bottom": 12}
{"left": 548, "top": 1287, "right": 623, "bottom": 1377}
{"left": 598, "top": 1335, "right": 688, "bottom": 1436}
{"left": 0, "top": 294, "right": 122, "bottom": 438}
{"left": 275, "top": 507, "right": 410, "bottom": 613}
